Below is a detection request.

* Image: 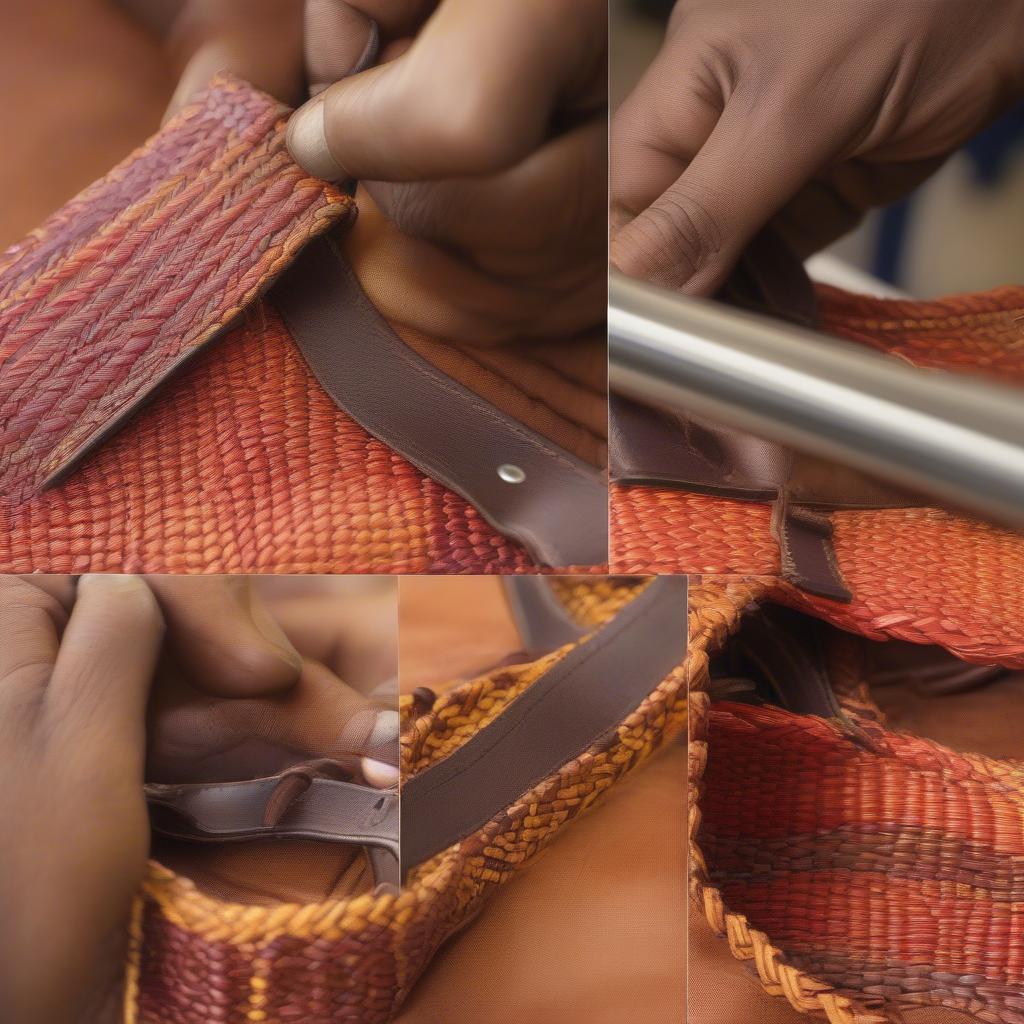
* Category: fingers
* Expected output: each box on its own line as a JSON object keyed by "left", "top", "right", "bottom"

{"left": 0, "top": 577, "right": 67, "bottom": 722}
{"left": 287, "top": 0, "right": 605, "bottom": 182}
{"left": 165, "top": 0, "right": 305, "bottom": 117}
{"left": 256, "top": 578, "right": 398, "bottom": 690}
{"left": 611, "top": 84, "right": 835, "bottom": 294}
{"left": 146, "top": 576, "right": 303, "bottom": 697}
{"left": 344, "top": 115, "right": 606, "bottom": 344}
{"left": 303, "top": 0, "right": 432, "bottom": 93}
{"left": 16, "top": 575, "right": 76, "bottom": 611}
{"left": 303, "top": 0, "right": 379, "bottom": 94}
{"left": 44, "top": 576, "right": 164, "bottom": 761}
{"left": 147, "top": 659, "right": 398, "bottom": 787}
{"left": 609, "top": 35, "right": 723, "bottom": 232}
{"left": 366, "top": 115, "right": 606, "bottom": 272}
{"left": 271, "top": 661, "right": 399, "bottom": 786}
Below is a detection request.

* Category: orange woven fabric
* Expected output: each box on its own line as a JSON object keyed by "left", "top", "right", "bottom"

{"left": 0, "top": 74, "right": 571, "bottom": 573}
{"left": 818, "top": 283, "right": 1024, "bottom": 380}
{"left": 0, "top": 308, "right": 541, "bottom": 573}
{"left": 614, "top": 492, "right": 1024, "bottom": 666}
{"left": 688, "top": 576, "right": 1024, "bottom": 1024}
{"left": 611, "top": 283, "right": 1024, "bottom": 645}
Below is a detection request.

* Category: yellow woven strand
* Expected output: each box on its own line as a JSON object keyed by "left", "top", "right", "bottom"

{"left": 122, "top": 894, "right": 145, "bottom": 1024}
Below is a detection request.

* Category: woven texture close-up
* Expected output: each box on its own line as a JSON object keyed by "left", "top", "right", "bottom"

{"left": 612, "top": 282, "right": 1024, "bottom": 664}
{"left": 0, "top": 73, "right": 586, "bottom": 575}
{"left": 688, "top": 575, "right": 1024, "bottom": 1024}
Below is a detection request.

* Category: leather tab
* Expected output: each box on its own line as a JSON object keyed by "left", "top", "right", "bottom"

{"left": 146, "top": 764, "right": 399, "bottom": 887}
{"left": 772, "top": 492, "right": 852, "bottom": 603}
{"left": 729, "top": 606, "right": 843, "bottom": 718}
{"left": 271, "top": 234, "right": 608, "bottom": 568}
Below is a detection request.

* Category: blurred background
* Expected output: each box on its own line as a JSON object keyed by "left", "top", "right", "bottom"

{"left": 0, "top": 2, "right": 175, "bottom": 248}
{"left": 612, "top": 0, "right": 1024, "bottom": 298}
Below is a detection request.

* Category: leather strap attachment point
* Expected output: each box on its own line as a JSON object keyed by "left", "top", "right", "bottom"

{"left": 272, "top": 234, "right": 608, "bottom": 568}
{"left": 145, "top": 761, "right": 400, "bottom": 887}
{"left": 400, "top": 576, "right": 687, "bottom": 877}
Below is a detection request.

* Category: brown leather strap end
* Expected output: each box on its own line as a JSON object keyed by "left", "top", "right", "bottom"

{"left": 772, "top": 493, "right": 852, "bottom": 603}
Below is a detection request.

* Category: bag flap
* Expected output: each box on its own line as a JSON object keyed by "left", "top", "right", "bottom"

{"left": 0, "top": 73, "right": 353, "bottom": 502}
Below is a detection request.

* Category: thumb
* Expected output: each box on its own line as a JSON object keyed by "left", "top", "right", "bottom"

{"left": 286, "top": 0, "right": 595, "bottom": 182}
{"left": 611, "top": 92, "right": 831, "bottom": 295}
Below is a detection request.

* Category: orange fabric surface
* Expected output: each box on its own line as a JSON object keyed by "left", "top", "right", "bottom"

{"left": 399, "top": 744, "right": 686, "bottom": 1024}
{"left": 398, "top": 577, "right": 523, "bottom": 691}
{"left": 615, "top": 492, "right": 1024, "bottom": 666}
{"left": 0, "top": 307, "right": 538, "bottom": 573}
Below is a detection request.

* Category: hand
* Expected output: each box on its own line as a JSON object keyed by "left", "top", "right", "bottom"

{"left": 251, "top": 576, "right": 397, "bottom": 695}
{"left": 145, "top": 577, "right": 399, "bottom": 910}
{"left": 163, "top": 0, "right": 607, "bottom": 345}
{"left": 0, "top": 575, "right": 164, "bottom": 1024}
{"left": 144, "top": 576, "right": 304, "bottom": 696}
{"left": 18, "top": 576, "right": 351, "bottom": 698}
{"left": 611, "top": 0, "right": 1024, "bottom": 293}
{"left": 147, "top": 656, "right": 399, "bottom": 788}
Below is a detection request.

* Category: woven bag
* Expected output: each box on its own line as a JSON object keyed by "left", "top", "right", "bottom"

{"left": 610, "top": 239, "right": 1024, "bottom": 624}
{"left": 0, "top": 74, "right": 607, "bottom": 575}
{"left": 127, "top": 576, "right": 686, "bottom": 1022}
{"left": 689, "top": 574, "right": 1024, "bottom": 1024}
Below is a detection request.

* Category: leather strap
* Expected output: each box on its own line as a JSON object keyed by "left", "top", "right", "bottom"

{"left": 716, "top": 225, "right": 821, "bottom": 329}
{"left": 501, "top": 577, "right": 587, "bottom": 652}
{"left": 610, "top": 230, "right": 920, "bottom": 603}
{"left": 146, "top": 761, "right": 400, "bottom": 888}
{"left": 271, "top": 233, "right": 608, "bottom": 568}
{"left": 400, "top": 576, "right": 687, "bottom": 876}
{"left": 729, "top": 606, "right": 841, "bottom": 719}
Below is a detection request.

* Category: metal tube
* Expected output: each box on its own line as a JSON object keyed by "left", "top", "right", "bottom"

{"left": 609, "top": 270, "right": 1024, "bottom": 529}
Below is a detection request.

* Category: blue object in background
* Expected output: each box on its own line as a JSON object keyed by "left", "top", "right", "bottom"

{"left": 874, "top": 101, "right": 1024, "bottom": 285}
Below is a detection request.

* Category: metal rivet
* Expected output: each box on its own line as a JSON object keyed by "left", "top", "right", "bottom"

{"left": 497, "top": 463, "right": 526, "bottom": 484}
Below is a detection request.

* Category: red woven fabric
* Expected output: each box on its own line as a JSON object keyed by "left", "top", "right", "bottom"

{"left": 0, "top": 74, "right": 350, "bottom": 502}
{"left": 0, "top": 74, "right": 559, "bottom": 573}
{"left": 702, "top": 699, "right": 1024, "bottom": 1022}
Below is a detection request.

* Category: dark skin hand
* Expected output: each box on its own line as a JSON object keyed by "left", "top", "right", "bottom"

{"left": 162, "top": 0, "right": 607, "bottom": 346}
{"left": 611, "top": 0, "right": 1024, "bottom": 294}
{"left": 0, "top": 575, "right": 396, "bottom": 1024}
{"left": 0, "top": 575, "right": 162, "bottom": 1024}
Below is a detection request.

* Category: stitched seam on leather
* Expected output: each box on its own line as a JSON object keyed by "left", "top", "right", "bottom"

{"left": 406, "top": 580, "right": 668, "bottom": 802}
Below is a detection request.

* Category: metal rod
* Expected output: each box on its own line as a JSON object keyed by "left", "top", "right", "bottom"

{"left": 609, "top": 270, "right": 1024, "bottom": 529}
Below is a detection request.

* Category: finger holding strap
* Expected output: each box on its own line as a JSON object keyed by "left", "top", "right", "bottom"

{"left": 611, "top": 82, "right": 839, "bottom": 294}
{"left": 287, "top": 0, "right": 605, "bottom": 182}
